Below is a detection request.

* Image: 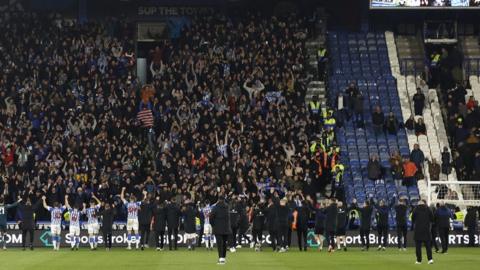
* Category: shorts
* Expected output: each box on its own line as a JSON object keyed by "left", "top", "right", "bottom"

{"left": 185, "top": 233, "right": 197, "bottom": 240}
{"left": 0, "top": 224, "right": 6, "bottom": 232}
{"left": 203, "top": 224, "right": 212, "bottom": 235}
{"left": 87, "top": 223, "right": 100, "bottom": 234}
{"left": 69, "top": 226, "right": 80, "bottom": 236}
{"left": 314, "top": 227, "right": 324, "bottom": 235}
{"left": 127, "top": 219, "right": 139, "bottom": 231}
{"left": 51, "top": 224, "right": 61, "bottom": 235}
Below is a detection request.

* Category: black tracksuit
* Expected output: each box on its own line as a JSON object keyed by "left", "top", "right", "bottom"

{"left": 435, "top": 206, "right": 452, "bottom": 253}
{"left": 153, "top": 203, "right": 167, "bottom": 249}
{"left": 351, "top": 202, "right": 373, "bottom": 249}
{"left": 229, "top": 202, "right": 240, "bottom": 248}
{"left": 252, "top": 206, "right": 266, "bottom": 246}
{"left": 336, "top": 204, "right": 348, "bottom": 236}
{"left": 182, "top": 203, "right": 198, "bottom": 249}
{"left": 394, "top": 204, "right": 408, "bottom": 249}
{"left": 295, "top": 203, "right": 310, "bottom": 251}
{"left": 325, "top": 203, "right": 338, "bottom": 248}
{"left": 166, "top": 202, "right": 181, "bottom": 250}
{"left": 374, "top": 203, "right": 390, "bottom": 248}
{"left": 266, "top": 203, "right": 278, "bottom": 250}
{"left": 412, "top": 204, "right": 434, "bottom": 262}
{"left": 99, "top": 207, "right": 116, "bottom": 249}
{"left": 276, "top": 205, "right": 290, "bottom": 249}
{"left": 464, "top": 207, "right": 478, "bottom": 247}
{"left": 211, "top": 201, "right": 232, "bottom": 260}
{"left": 237, "top": 202, "right": 250, "bottom": 245}
{"left": 17, "top": 201, "right": 41, "bottom": 249}
{"left": 138, "top": 201, "right": 153, "bottom": 247}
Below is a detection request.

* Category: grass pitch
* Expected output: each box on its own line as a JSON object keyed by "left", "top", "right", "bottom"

{"left": 0, "top": 247, "right": 479, "bottom": 270}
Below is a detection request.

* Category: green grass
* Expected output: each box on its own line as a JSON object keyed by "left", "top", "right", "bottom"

{"left": 0, "top": 247, "right": 479, "bottom": 270}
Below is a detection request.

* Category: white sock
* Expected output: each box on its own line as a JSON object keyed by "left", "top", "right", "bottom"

{"left": 53, "top": 240, "right": 57, "bottom": 249}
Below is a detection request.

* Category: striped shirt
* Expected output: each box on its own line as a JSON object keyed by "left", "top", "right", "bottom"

{"left": 202, "top": 205, "right": 212, "bottom": 225}
{"left": 48, "top": 207, "right": 65, "bottom": 225}
{"left": 123, "top": 201, "right": 141, "bottom": 220}
{"left": 68, "top": 208, "right": 81, "bottom": 228}
{"left": 84, "top": 205, "right": 100, "bottom": 224}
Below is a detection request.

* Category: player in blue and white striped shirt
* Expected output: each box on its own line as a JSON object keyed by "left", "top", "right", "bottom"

{"left": 64, "top": 195, "right": 81, "bottom": 250}
{"left": 201, "top": 201, "right": 213, "bottom": 250}
{"left": 83, "top": 194, "right": 101, "bottom": 250}
{"left": 42, "top": 196, "right": 65, "bottom": 251}
{"left": 121, "top": 187, "right": 146, "bottom": 250}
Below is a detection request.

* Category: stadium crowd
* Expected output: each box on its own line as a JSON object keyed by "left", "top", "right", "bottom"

{"left": 0, "top": 10, "right": 344, "bottom": 224}
{"left": 0, "top": 8, "right": 479, "bottom": 263}
{"left": 426, "top": 46, "right": 480, "bottom": 183}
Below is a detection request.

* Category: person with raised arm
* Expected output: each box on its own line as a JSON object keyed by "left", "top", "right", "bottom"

{"left": 83, "top": 193, "right": 102, "bottom": 250}
{"left": 42, "top": 195, "right": 65, "bottom": 251}
{"left": 0, "top": 195, "right": 22, "bottom": 250}
{"left": 121, "top": 187, "right": 146, "bottom": 250}
{"left": 64, "top": 195, "right": 82, "bottom": 250}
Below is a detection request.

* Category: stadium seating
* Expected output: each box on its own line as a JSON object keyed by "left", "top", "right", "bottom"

{"left": 328, "top": 31, "right": 420, "bottom": 227}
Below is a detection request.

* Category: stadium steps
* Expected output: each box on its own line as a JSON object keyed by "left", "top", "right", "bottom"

{"left": 469, "top": 76, "right": 480, "bottom": 101}
{"left": 461, "top": 36, "right": 480, "bottom": 99}
{"left": 305, "top": 81, "right": 326, "bottom": 106}
{"left": 305, "top": 32, "right": 327, "bottom": 106}
{"left": 395, "top": 33, "right": 425, "bottom": 75}
{"left": 305, "top": 38, "right": 326, "bottom": 72}
{"left": 387, "top": 31, "right": 461, "bottom": 201}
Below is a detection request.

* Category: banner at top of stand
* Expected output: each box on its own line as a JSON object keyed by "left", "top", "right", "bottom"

{"left": 138, "top": 6, "right": 217, "bottom": 17}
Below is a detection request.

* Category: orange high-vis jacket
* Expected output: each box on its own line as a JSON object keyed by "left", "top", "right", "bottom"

{"left": 403, "top": 161, "right": 418, "bottom": 177}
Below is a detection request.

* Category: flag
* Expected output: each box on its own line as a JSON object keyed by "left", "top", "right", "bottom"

{"left": 137, "top": 108, "right": 154, "bottom": 128}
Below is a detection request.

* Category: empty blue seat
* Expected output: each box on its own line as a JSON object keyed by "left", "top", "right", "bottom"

{"left": 328, "top": 31, "right": 409, "bottom": 204}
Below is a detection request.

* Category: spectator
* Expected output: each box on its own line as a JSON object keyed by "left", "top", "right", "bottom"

{"left": 367, "top": 154, "right": 383, "bottom": 182}
{"left": 466, "top": 96, "right": 476, "bottom": 111}
{"left": 405, "top": 115, "right": 416, "bottom": 132}
{"left": 413, "top": 88, "right": 426, "bottom": 116}
{"left": 345, "top": 82, "right": 359, "bottom": 120}
{"left": 428, "top": 159, "right": 441, "bottom": 181}
{"left": 402, "top": 157, "right": 418, "bottom": 187}
{"left": 389, "top": 152, "right": 404, "bottom": 186}
{"left": 415, "top": 117, "right": 427, "bottom": 136}
{"left": 335, "top": 92, "right": 346, "bottom": 128}
{"left": 371, "top": 106, "right": 385, "bottom": 136}
{"left": 441, "top": 147, "right": 452, "bottom": 175}
{"left": 353, "top": 91, "right": 365, "bottom": 128}
{"left": 384, "top": 112, "right": 400, "bottom": 135}
{"left": 454, "top": 124, "right": 469, "bottom": 146}
{"left": 410, "top": 144, "right": 426, "bottom": 171}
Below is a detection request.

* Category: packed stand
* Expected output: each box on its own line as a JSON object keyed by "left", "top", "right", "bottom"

{"left": 0, "top": 11, "right": 345, "bottom": 225}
